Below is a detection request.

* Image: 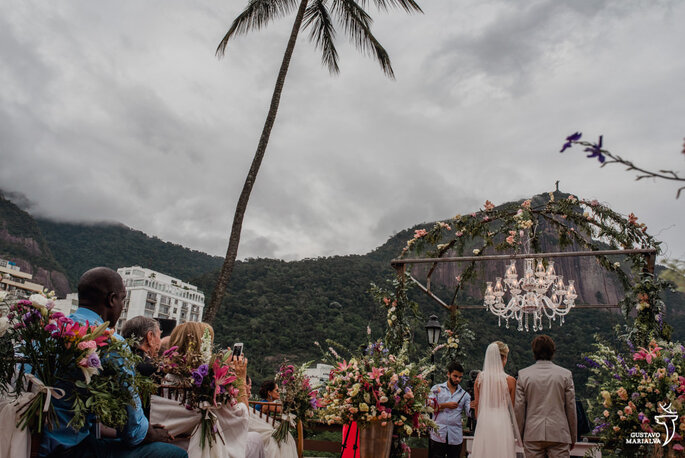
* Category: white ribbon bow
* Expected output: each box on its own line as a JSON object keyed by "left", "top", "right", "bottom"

{"left": 14, "top": 373, "right": 66, "bottom": 413}
{"left": 281, "top": 413, "right": 297, "bottom": 427}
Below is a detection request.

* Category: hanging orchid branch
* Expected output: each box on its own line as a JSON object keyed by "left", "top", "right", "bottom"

{"left": 560, "top": 133, "right": 685, "bottom": 198}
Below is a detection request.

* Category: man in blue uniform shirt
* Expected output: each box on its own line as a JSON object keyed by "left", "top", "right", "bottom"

{"left": 42, "top": 267, "right": 187, "bottom": 458}
{"left": 428, "top": 362, "right": 471, "bottom": 458}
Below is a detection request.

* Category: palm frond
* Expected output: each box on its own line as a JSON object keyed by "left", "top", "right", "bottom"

{"left": 331, "top": 0, "right": 394, "bottom": 78}
{"left": 216, "top": 0, "right": 299, "bottom": 57}
{"left": 358, "top": 0, "right": 422, "bottom": 13}
{"left": 303, "top": 0, "right": 340, "bottom": 74}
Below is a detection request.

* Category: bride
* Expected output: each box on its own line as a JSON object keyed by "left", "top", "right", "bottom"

{"left": 471, "top": 341, "right": 522, "bottom": 457}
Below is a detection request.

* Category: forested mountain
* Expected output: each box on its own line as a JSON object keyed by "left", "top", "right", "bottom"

{"left": 37, "top": 219, "right": 224, "bottom": 289}
{"left": 1, "top": 191, "right": 683, "bottom": 399}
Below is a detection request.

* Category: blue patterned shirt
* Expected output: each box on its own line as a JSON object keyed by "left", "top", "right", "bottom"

{"left": 428, "top": 382, "right": 471, "bottom": 445}
{"left": 41, "top": 307, "right": 148, "bottom": 456}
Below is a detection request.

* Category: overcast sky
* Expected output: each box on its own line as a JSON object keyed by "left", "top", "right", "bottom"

{"left": 1, "top": 0, "right": 684, "bottom": 262}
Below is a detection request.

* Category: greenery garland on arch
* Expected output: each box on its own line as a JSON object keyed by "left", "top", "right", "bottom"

{"left": 396, "top": 190, "right": 670, "bottom": 347}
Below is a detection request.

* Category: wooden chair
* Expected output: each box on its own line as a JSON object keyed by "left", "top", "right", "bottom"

{"left": 248, "top": 401, "right": 304, "bottom": 458}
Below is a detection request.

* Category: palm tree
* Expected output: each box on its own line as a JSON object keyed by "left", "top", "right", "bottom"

{"left": 204, "top": 0, "right": 422, "bottom": 323}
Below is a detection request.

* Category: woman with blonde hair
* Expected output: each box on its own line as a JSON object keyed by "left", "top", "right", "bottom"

{"left": 471, "top": 341, "right": 522, "bottom": 457}
{"left": 169, "top": 321, "right": 214, "bottom": 358}
{"left": 152, "top": 322, "right": 255, "bottom": 458}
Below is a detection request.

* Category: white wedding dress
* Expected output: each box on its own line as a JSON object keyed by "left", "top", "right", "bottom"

{"left": 471, "top": 343, "right": 522, "bottom": 458}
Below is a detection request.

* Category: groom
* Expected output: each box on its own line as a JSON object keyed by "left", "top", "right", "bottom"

{"left": 515, "top": 335, "right": 577, "bottom": 458}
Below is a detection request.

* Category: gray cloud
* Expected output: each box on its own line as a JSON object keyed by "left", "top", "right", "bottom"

{"left": 1, "top": 0, "right": 684, "bottom": 265}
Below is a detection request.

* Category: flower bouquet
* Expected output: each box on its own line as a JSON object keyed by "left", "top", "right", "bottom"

{"left": 581, "top": 338, "right": 685, "bottom": 456}
{"left": 158, "top": 332, "right": 240, "bottom": 449}
{"left": 272, "top": 362, "right": 319, "bottom": 444}
{"left": 319, "top": 341, "right": 435, "bottom": 456}
{"left": 0, "top": 292, "right": 143, "bottom": 433}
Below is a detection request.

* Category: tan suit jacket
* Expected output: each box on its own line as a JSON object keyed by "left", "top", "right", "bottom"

{"left": 515, "top": 360, "right": 577, "bottom": 444}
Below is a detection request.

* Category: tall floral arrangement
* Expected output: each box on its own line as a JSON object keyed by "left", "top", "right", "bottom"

{"left": 581, "top": 338, "right": 685, "bottom": 456}
{"left": 158, "top": 330, "right": 240, "bottom": 449}
{"left": 272, "top": 362, "right": 319, "bottom": 444}
{"left": 319, "top": 340, "right": 435, "bottom": 456}
{"left": 0, "top": 292, "right": 144, "bottom": 433}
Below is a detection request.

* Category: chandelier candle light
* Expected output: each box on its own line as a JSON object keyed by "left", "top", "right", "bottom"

{"left": 483, "top": 259, "right": 577, "bottom": 331}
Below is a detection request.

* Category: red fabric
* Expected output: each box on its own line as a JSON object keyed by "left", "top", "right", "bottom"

{"left": 341, "top": 422, "right": 360, "bottom": 458}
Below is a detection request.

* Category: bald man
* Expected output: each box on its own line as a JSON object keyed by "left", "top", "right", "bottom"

{"left": 42, "top": 267, "right": 187, "bottom": 458}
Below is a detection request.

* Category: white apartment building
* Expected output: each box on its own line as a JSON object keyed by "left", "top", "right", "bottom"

{"left": 53, "top": 292, "right": 79, "bottom": 316}
{"left": 116, "top": 266, "right": 205, "bottom": 333}
{"left": 304, "top": 363, "right": 334, "bottom": 388}
{"left": 0, "top": 258, "right": 45, "bottom": 298}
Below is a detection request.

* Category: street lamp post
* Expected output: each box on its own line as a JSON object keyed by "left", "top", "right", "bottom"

{"left": 425, "top": 314, "right": 442, "bottom": 385}
{"left": 425, "top": 314, "right": 442, "bottom": 457}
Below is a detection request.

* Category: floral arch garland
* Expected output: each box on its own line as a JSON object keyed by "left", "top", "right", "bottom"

{"left": 388, "top": 190, "right": 669, "bottom": 348}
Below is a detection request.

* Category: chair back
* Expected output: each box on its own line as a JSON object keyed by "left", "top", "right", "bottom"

{"left": 248, "top": 400, "right": 282, "bottom": 426}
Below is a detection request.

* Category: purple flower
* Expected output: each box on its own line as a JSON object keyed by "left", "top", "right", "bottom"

{"left": 584, "top": 357, "right": 601, "bottom": 368}
{"left": 628, "top": 367, "right": 638, "bottom": 376}
{"left": 191, "top": 370, "right": 204, "bottom": 387}
{"left": 638, "top": 413, "right": 645, "bottom": 422}
{"left": 560, "top": 132, "right": 582, "bottom": 152}
{"left": 667, "top": 363, "right": 676, "bottom": 375}
{"left": 197, "top": 364, "right": 209, "bottom": 377}
{"left": 577, "top": 364, "right": 587, "bottom": 369}
{"left": 584, "top": 135, "right": 605, "bottom": 163}
{"left": 44, "top": 323, "right": 59, "bottom": 334}
{"left": 631, "top": 392, "right": 640, "bottom": 400}
{"left": 613, "top": 374, "right": 622, "bottom": 380}
{"left": 87, "top": 352, "right": 101, "bottom": 368}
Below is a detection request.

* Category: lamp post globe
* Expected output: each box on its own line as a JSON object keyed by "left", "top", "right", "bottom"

{"left": 425, "top": 314, "right": 442, "bottom": 346}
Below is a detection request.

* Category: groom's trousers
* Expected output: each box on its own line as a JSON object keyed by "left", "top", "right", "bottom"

{"left": 523, "top": 440, "right": 570, "bottom": 458}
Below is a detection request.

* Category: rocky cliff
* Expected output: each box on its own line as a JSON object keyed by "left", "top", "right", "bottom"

{"left": 0, "top": 193, "right": 70, "bottom": 296}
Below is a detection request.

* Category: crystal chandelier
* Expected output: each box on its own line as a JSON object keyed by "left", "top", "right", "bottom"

{"left": 483, "top": 259, "right": 578, "bottom": 331}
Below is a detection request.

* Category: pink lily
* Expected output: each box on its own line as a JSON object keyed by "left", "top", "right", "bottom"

{"left": 633, "top": 344, "right": 661, "bottom": 364}
{"left": 368, "top": 367, "right": 384, "bottom": 383}
{"left": 212, "top": 359, "right": 237, "bottom": 406}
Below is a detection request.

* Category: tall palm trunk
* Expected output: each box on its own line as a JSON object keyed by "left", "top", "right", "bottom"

{"left": 204, "top": 0, "right": 309, "bottom": 323}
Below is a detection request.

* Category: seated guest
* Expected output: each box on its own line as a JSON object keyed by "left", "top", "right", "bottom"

{"left": 122, "top": 315, "right": 162, "bottom": 377}
{"left": 168, "top": 321, "right": 213, "bottom": 357}
{"left": 247, "top": 376, "right": 297, "bottom": 458}
{"left": 152, "top": 322, "right": 253, "bottom": 458}
{"left": 256, "top": 380, "right": 282, "bottom": 415}
{"left": 42, "top": 267, "right": 186, "bottom": 458}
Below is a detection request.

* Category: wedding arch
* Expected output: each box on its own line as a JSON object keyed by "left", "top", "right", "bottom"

{"left": 387, "top": 190, "right": 668, "bottom": 347}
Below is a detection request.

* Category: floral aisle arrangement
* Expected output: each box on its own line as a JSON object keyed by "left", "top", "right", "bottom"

{"left": 158, "top": 331, "right": 241, "bottom": 449}
{"left": 319, "top": 340, "right": 435, "bottom": 456}
{"left": 581, "top": 338, "right": 685, "bottom": 456}
{"left": 0, "top": 292, "right": 144, "bottom": 433}
{"left": 271, "top": 362, "right": 319, "bottom": 444}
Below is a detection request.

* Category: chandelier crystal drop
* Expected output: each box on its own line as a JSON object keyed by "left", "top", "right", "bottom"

{"left": 483, "top": 259, "right": 578, "bottom": 331}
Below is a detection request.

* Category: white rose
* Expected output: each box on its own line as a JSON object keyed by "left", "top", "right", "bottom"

{"left": 29, "top": 294, "right": 48, "bottom": 307}
{"left": 473, "top": 249, "right": 480, "bottom": 255}
{"left": 0, "top": 316, "right": 9, "bottom": 337}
